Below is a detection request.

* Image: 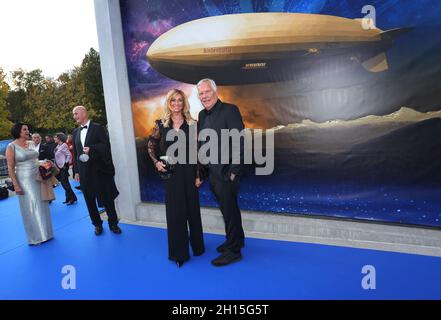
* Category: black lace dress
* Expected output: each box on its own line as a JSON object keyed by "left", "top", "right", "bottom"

{"left": 147, "top": 119, "right": 205, "bottom": 262}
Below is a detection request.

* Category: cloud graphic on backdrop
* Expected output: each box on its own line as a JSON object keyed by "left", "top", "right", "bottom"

{"left": 145, "top": 18, "right": 173, "bottom": 37}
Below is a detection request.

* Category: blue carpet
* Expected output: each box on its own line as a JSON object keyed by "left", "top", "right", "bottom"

{"left": 0, "top": 183, "right": 440, "bottom": 300}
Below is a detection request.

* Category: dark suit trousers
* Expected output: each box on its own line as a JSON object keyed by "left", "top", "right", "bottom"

{"left": 57, "top": 164, "right": 77, "bottom": 202}
{"left": 82, "top": 184, "right": 119, "bottom": 227}
{"left": 209, "top": 176, "right": 245, "bottom": 253}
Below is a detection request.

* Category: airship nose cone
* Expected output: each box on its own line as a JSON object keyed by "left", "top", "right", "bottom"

{"left": 146, "top": 39, "right": 163, "bottom": 62}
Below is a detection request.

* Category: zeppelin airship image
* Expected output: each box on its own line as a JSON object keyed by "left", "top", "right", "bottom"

{"left": 146, "top": 13, "right": 410, "bottom": 85}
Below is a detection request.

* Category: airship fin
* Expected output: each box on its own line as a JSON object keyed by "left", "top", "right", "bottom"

{"left": 362, "top": 52, "right": 389, "bottom": 73}
{"left": 380, "top": 27, "right": 413, "bottom": 40}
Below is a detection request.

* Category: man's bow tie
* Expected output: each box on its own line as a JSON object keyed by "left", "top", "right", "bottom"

{"left": 81, "top": 125, "right": 88, "bottom": 130}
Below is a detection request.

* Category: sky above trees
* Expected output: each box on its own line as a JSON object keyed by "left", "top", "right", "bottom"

{"left": 0, "top": 0, "right": 98, "bottom": 79}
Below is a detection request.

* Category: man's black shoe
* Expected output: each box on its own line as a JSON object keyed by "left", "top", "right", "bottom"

{"left": 211, "top": 251, "right": 242, "bottom": 267}
{"left": 94, "top": 226, "right": 103, "bottom": 236}
{"left": 216, "top": 242, "right": 227, "bottom": 253}
{"left": 216, "top": 242, "right": 245, "bottom": 253}
{"left": 109, "top": 225, "right": 122, "bottom": 234}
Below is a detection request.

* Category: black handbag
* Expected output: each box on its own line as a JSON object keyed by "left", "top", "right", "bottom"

{"left": 0, "top": 186, "right": 8, "bottom": 200}
{"left": 158, "top": 156, "right": 175, "bottom": 180}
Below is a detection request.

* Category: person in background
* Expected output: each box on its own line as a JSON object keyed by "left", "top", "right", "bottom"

{"left": 31, "top": 133, "right": 50, "bottom": 161}
{"left": 44, "top": 135, "right": 56, "bottom": 160}
{"left": 66, "top": 134, "right": 74, "bottom": 168}
{"left": 33, "top": 132, "right": 58, "bottom": 189}
{"left": 67, "top": 134, "right": 81, "bottom": 190}
{"left": 54, "top": 132, "right": 77, "bottom": 205}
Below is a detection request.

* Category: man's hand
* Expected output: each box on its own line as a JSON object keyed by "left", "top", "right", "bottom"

{"left": 83, "top": 147, "right": 90, "bottom": 155}
{"left": 74, "top": 173, "right": 80, "bottom": 183}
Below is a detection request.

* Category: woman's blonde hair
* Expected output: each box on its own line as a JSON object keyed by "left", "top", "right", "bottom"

{"left": 161, "top": 89, "right": 194, "bottom": 127}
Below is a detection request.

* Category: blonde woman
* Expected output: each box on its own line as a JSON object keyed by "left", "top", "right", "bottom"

{"left": 147, "top": 89, "right": 205, "bottom": 267}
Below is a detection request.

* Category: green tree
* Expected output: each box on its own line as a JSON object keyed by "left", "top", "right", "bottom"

{"left": 6, "top": 69, "right": 45, "bottom": 124}
{"left": 0, "top": 68, "right": 13, "bottom": 139}
{"left": 3, "top": 48, "right": 106, "bottom": 136}
{"left": 77, "top": 48, "right": 106, "bottom": 125}
{"left": 6, "top": 89, "right": 27, "bottom": 123}
{"left": 55, "top": 69, "right": 88, "bottom": 132}
{"left": 11, "top": 68, "right": 45, "bottom": 91}
{"left": 24, "top": 78, "right": 58, "bottom": 131}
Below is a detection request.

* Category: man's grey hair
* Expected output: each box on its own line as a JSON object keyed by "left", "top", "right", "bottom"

{"left": 31, "top": 133, "right": 41, "bottom": 139}
{"left": 196, "top": 78, "right": 217, "bottom": 92}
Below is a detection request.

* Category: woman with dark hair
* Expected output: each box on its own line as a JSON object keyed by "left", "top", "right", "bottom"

{"left": 5, "top": 123, "right": 54, "bottom": 245}
{"left": 54, "top": 132, "right": 77, "bottom": 205}
{"left": 147, "top": 89, "right": 205, "bottom": 268}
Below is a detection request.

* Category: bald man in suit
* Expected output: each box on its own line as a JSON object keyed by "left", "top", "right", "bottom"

{"left": 72, "top": 106, "right": 122, "bottom": 235}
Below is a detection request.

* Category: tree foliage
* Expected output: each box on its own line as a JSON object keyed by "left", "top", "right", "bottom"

{"left": 0, "top": 68, "right": 13, "bottom": 139}
{"left": 3, "top": 48, "right": 106, "bottom": 137}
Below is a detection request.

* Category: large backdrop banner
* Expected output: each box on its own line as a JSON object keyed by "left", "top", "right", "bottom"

{"left": 120, "top": 0, "right": 441, "bottom": 228}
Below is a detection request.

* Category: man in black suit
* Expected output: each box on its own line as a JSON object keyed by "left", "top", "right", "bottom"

{"left": 32, "top": 133, "right": 50, "bottom": 160}
{"left": 72, "top": 105, "right": 122, "bottom": 235}
{"left": 44, "top": 135, "right": 57, "bottom": 160}
{"left": 197, "top": 78, "right": 245, "bottom": 266}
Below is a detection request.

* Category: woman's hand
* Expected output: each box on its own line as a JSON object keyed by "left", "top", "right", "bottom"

{"left": 195, "top": 178, "right": 203, "bottom": 188}
{"left": 40, "top": 160, "right": 53, "bottom": 170}
{"left": 155, "top": 161, "right": 167, "bottom": 172}
{"left": 46, "top": 160, "right": 54, "bottom": 168}
{"left": 14, "top": 185, "right": 24, "bottom": 195}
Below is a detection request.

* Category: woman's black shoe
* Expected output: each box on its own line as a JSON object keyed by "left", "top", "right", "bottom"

{"left": 176, "top": 261, "right": 184, "bottom": 268}
{"left": 66, "top": 199, "right": 77, "bottom": 205}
